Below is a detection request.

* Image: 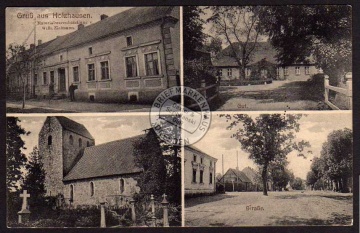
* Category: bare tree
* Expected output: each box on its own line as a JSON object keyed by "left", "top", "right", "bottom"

{"left": 207, "top": 6, "right": 263, "bottom": 79}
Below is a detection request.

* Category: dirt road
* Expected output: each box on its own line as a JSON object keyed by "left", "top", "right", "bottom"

{"left": 185, "top": 191, "right": 352, "bottom": 226}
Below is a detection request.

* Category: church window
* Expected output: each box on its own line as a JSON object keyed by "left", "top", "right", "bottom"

{"left": 192, "top": 169, "right": 196, "bottom": 183}
{"left": 120, "top": 179, "right": 125, "bottom": 194}
{"left": 79, "top": 138, "right": 82, "bottom": 147}
{"left": 70, "top": 185, "right": 74, "bottom": 201}
{"left": 90, "top": 182, "right": 94, "bottom": 196}
{"left": 200, "top": 170, "right": 204, "bottom": 183}
{"left": 69, "top": 135, "right": 73, "bottom": 145}
{"left": 48, "top": 135, "right": 52, "bottom": 146}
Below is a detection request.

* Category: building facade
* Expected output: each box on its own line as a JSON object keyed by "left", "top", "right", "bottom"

{"left": 184, "top": 146, "right": 217, "bottom": 196}
{"left": 8, "top": 7, "right": 180, "bottom": 103}
{"left": 39, "top": 116, "right": 143, "bottom": 207}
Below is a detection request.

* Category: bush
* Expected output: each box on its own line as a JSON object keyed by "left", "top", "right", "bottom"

{"left": 184, "top": 58, "right": 217, "bottom": 88}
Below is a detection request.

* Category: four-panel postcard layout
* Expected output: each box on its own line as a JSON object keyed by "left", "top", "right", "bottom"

{"left": 5, "top": 5, "right": 353, "bottom": 229}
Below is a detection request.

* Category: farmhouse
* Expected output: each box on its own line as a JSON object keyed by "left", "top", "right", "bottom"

{"left": 220, "top": 168, "right": 253, "bottom": 192}
{"left": 39, "top": 116, "right": 146, "bottom": 206}
{"left": 213, "top": 41, "right": 320, "bottom": 85}
{"left": 184, "top": 146, "right": 217, "bottom": 196}
{"left": 7, "top": 7, "right": 180, "bottom": 103}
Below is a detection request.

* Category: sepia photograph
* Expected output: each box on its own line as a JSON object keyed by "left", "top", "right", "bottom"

{"left": 185, "top": 113, "right": 353, "bottom": 226}
{"left": 6, "top": 7, "right": 180, "bottom": 113}
{"left": 6, "top": 115, "right": 181, "bottom": 227}
{"left": 183, "top": 6, "right": 352, "bottom": 111}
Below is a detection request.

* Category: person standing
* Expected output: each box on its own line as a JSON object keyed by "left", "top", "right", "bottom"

{"left": 69, "top": 83, "right": 76, "bottom": 101}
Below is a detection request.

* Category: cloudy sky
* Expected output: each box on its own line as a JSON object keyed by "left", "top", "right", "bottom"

{"left": 15, "top": 114, "right": 151, "bottom": 157}
{"left": 192, "top": 112, "right": 352, "bottom": 180}
{"left": 6, "top": 7, "right": 132, "bottom": 49}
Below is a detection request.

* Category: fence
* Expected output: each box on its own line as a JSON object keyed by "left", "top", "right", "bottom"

{"left": 324, "top": 73, "right": 352, "bottom": 110}
{"left": 187, "top": 81, "right": 219, "bottom": 109}
{"left": 220, "top": 78, "right": 273, "bottom": 86}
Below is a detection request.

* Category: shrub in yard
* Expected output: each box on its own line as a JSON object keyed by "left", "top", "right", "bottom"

{"left": 184, "top": 58, "right": 217, "bottom": 89}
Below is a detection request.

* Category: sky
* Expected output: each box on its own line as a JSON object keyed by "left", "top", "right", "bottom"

{"left": 192, "top": 112, "right": 352, "bottom": 180}
{"left": 16, "top": 115, "right": 151, "bottom": 157}
{"left": 6, "top": 7, "right": 132, "bottom": 49}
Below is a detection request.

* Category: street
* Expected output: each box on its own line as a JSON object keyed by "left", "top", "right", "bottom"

{"left": 185, "top": 191, "right": 352, "bottom": 226}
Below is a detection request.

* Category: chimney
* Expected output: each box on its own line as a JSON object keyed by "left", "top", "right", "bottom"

{"left": 100, "top": 14, "right": 108, "bottom": 20}
{"left": 30, "top": 44, "right": 35, "bottom": 50}
{"left": 38, "top": 40, "right": 42, "bottom": 45}
{"left": 78, "top": 24, "right": 85, "bottom": 30}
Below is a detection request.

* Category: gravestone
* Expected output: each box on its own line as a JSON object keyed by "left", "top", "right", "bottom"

{"left": 18, "top": 190, "right": 31, "bottom": 224}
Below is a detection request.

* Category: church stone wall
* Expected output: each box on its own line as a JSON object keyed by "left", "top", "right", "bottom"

{"left": 64, "top": 175, "right": 140, "bottom": 207}
{"left": 39, "top": 117, "right": 64, "bottom": 196}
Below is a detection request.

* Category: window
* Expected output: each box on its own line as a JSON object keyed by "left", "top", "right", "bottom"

{"left": 100, "top": 61, "right": 110, "bottom": 80}
{"left": 70, "top": 185, "right": 74, "bottom": 201}
{"left": 125, "top": 56, "right": 137, "bottom": 77}
{"left": 246, "top": 68, "right": 251, "bottom": 77}
{"left": 283, "top": 67, "right": 289, "bottom": 76}
{"left": 88, "top": 64, "right": 95, "bottom": 81}
{"left": 200, "top": 157, "right": 203, "bottom": 164}
{"left": 79, "top": 138, "right": 82, "bottom": 147}
{"left": 145, "top": 52, "right": 160, "bottom": 76}
{"left": 87, "top": 141, "right": 90, "bottom": 147}
{"left": 192, "top": 169, "right": 197, "bottom": 183}
{"left": 210, "top": 172, "right": 213, "bottom": 184}
{"left": 210, "top": 161, "right": 212, "bottom": 167}
{"left": 88, "top": 47, "right": 93, "bottom": 55}
{"left": 48, "top": 135, "right": 52, "bottom": 146}
{"left": 200, "top": 170, "right": 204, "bottom": 183}
{"left": 227, "top": 68, "right": 232, "bottom": 77}
{"left": 43, "top": 72, "right": 47, "bottom": 85}
{"left": 193, "top": 155, "right": 197, "bottom": 162}
{"left": 295, "top": 67, "right": 300, "bottom": 75}
{"left": 305, "top": 66, "right": 310, "bottom": 75}
{"left": 120, "top": 179, "right": 125, "bottom": 194}
{"left": 69, "top": 135, "right": 73, "bottom": 145}
{"left": 126, "top": 36, "right": 133, "bottom": 46}
{"left": 261, "top": 69, "right": 268, "bottom": 79}
{"left": 34, "top": 73, "right": 37, "bottom": 85}
{"left": 219, "top": 69, "right": 222, "bottom": 77}
{"left": 73, "top": 66, "right": 79, "bottom": 82}
{"left": 90, "top": 182, "right": 94, "bottom": 196}
{"left": 60, "top": 55, "right": 63, "bottom": 62}
{"left": 50, "top": 71, "right": 55, "bottom": 84}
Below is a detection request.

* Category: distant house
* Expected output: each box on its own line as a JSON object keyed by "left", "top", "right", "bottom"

{"left": 184, "top": 146, "right": 217, "bottom": 196}
{"left": 213, "top": 41, "right": 320, "bottom": 85}
{"left": 220, "top": 168, "right": 252, "bottom": 192}
{"left": 7, "top": 7, "right": 180, "bottom": 103}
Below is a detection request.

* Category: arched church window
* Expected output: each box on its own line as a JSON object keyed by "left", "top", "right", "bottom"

{"left": 69, "top": 135, "right": 73, "bottom": 145}
{"left": 79, "top": 138, "right": 82, "bottom": 147}
{"left": 70, "top": 185, "right": 74, "bottom": 201}
{"left": 48, "top": 135, "right": 52, "bottom": 146}
{"left": 120, "top": 179, "right": 125, "bottom": 194}
{"left": 90, "top": 182, "right": 94, "bottom": 196}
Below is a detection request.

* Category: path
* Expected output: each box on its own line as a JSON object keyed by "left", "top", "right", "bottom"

{"left": 214, "top": 80, "right": 328, "bottom": 111}
{"left": 185, "top": 191, "right": 352, "bottom": 226}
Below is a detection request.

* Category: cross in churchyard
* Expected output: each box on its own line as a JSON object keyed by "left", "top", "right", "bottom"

{"left": 162, "top": 194, "right": 167, "bottom": 200}
{"left": 20, "top": 190, "right": 30, "bottom": 210}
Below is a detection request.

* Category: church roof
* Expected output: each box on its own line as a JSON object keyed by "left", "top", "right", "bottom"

{"left": 55, "top": 116, "right": 94, "bottom": 140}
{"left": 38, "top": 7, "right": 177, "bottom": 56}
{"left": 63, "top": 135, "right": 144, "bottom": 181}
{"left": 225, "top": 168, "right": 252, "bottom": 183}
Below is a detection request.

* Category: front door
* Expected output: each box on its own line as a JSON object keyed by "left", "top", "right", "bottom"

{"left": 58, "top": 68, "right": 66, "bottom": 92}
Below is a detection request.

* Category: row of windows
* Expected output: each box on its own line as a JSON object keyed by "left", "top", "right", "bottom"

{"left": 219, "top": 66, "right": 311, "bottom": 77}
{"left": 69, "top": 179, "right": 125, "bottom": 200}
{"left": 193, "top": 154, "right": 213, "bottom": 167}
{"left": 192, "top": 169, "right": 213, "bottom": 184}
{"left": 47, "top": 135, "right": 90, "bottom": 147}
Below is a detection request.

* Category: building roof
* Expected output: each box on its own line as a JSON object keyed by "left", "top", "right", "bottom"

{"left": 225, "top": 168, "right": 252, "bottom": 183}
{"left": 63, "top": 134, "right": 144, "bottom": 181}
{"left": 242, "top": 167, "right": 259, "bottom": 183}
{"left": 38, "top": 7, "right": 177, "bottom": 56}
{"left": 55, "top": 116, "right": 94, "bottom": 140}
{"left": 185, "top": 145, "right": 218, "bottom": 162}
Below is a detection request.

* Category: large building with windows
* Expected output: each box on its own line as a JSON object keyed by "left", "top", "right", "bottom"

{"left": 39, "top": 116, "right": 144, "bottom": 206}
{"left": 184, "top": 146, "right": 218, "bottom": 197}
{"left": 11, "top": 7, "right": 180, "bottom": 103}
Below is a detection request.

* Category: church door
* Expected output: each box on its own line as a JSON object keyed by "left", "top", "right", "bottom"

{"left": 58, "top": 68, "right": 66, "bottom": 92}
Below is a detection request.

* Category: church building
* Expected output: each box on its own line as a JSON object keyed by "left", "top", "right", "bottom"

{"left": 39, "top": 116, "right": 144, "bottom": 207}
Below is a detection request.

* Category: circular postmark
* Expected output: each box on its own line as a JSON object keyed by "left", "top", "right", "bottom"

{"left": 150, "top": 86, "right": 211, "bottom": 146}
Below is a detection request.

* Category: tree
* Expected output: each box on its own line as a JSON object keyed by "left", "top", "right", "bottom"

{"left": 203, "top": 36, "right": 223, "bottom": 55}
{"left": 183, "top": 6, "right": 205, "bottom": 59}
{"left": 6, "top": 117, "right": 30, "bottom": 192}
{"left": 306, "top": 170, "right": 317, "bottom": 190}
{"left": 22, "top": 146, "right": 46, "bottom": 200}
{"left": 258, "top": 5, "right": 351, "bottom": 84}
{"left": 291, "top": 177, "right": 305, "bottom": 190}
{"left": 6, "top": 43, "right": 33, "bottom": 108}
{"left": 268, "top": 162, "right": 292, "bottom": 191}
{"left": 220, "top": 114, "right": 310, "bottom": 196}
{"left": 207, "top": 6, "right": 263, "bottom": 79}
